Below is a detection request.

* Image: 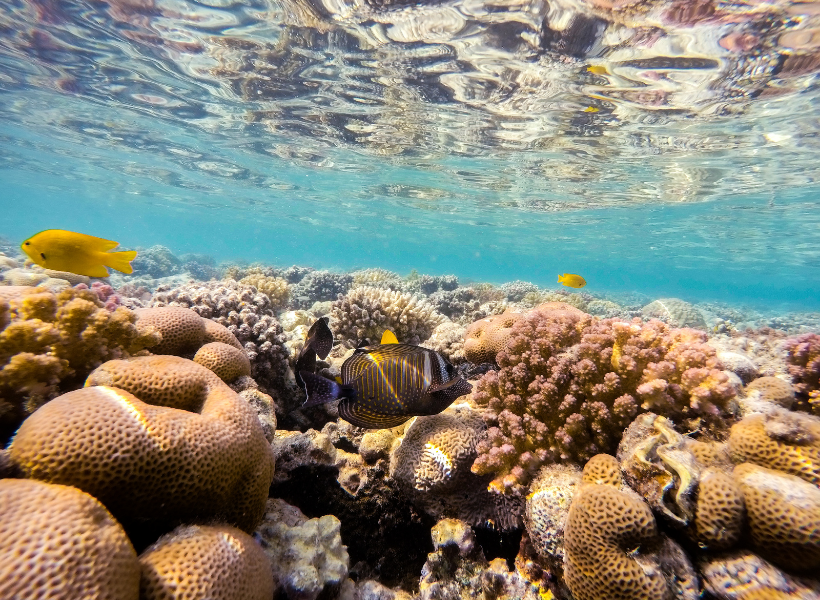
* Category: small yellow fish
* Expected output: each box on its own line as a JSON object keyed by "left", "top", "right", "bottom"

{"left": 558, "top": 273, "right": 587, "bottom": 288}
{"left": 21, "top": 229, "right": 138, "bottom": 278}
{"left": 587, "top": 65, "right": 609, "bottom": 75}
{"left": 583, "top": 106, "right": 599, "bottom": 113}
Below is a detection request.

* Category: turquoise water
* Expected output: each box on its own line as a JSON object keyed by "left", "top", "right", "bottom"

{"left": 3, "top": 0, "right": 820, "bottom": 310}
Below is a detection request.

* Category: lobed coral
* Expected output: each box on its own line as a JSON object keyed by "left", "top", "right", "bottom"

{"left": 693, "top": 467, "right": 745, "bottom": 551}
{"left": 140, "top": 524, "right": 274, "bottom": 600}
{"left": 193, "top": 341, "right": 251, "bottom": 382}
{"left": 470, "top": 305, "right": 737, "bottom": 494}
{"left": 255, "top": 498, "right": 349, "bottom": 600}
{"left": 9, "top": 356, "right": 275, "bottom": 535}
{"left": 0, "top": 478, "right": 139, "bottom": 600}
{"left": 331, "top": 286, "right": 446, "bottom": 347}
{"left": 0, "top": 286, "right": 159, "bottom": 441}
{"left": 563, "top": 454, "right": 698, "bottom": 600}
{"left": 239, "top": 268, "right": 291, "bottom": 310}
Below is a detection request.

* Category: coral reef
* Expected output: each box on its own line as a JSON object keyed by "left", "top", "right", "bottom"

{"left": 140, "top": 524, "right": 274, "bottom": 600}
{"left": 470, "top": 304, "right": 736, "bottom": 493}
{"left": 0, "top": 286, "right": 159, "bottom": 442}
{"left": 9, "top": 356, "right": 275, "bottom": 535}
{"left": 239, "top": 268, "right": 291, "bottom": 310}
{"left": 193, "top": 341, "right": 252, "bottom": 382}
{"left": 131, "top": 245, "right": 182, "bottom": 278}
{"left": 563, "top": 454, "right": 698, "bottom": 600}
{"left": 642, "top": 298, "right": 707, "bottom": 330}
{"left": 0, "top": 478, "right": 139, "bottom": 600}
{"left": 424, "top": 321, "right": 467, "bottom": 365}
{"left": 462, "top": 310, "right": 524, "bottom": 364}
{"left": 784, "top": 333, "right": 820, "bottom": 414}
{"left": 291, "top": 270, "right": 353, "bottom": 309}
{"left": 255, "top": 498, "right": 349, "bottom": 600}
{"left": 351, "top": 268, "right": 407, "bottom": 291}
{"left": 499, "top": 281, "right": 540, "bottom": 302}
{"left": 330, "top": 286, "right": 445, "bottom": 347}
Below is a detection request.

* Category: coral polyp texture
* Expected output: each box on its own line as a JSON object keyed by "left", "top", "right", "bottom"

{"left": 331, "top": 285, "right": 445, "bottom": 347}
{"left": 238, "top": 269, "right": 291, "bottom": 310}
{"left": 693, "top": 467, "right": 746, "bottom": 551}
{"left": 9, "top": 356, "right": 275, "bottom": 534}
{"left": 0, "top": 478, "right": 139, "bottom": 600}
{"left": 463, "top": 310, "right": 524, "bottom": 364}
{"left": 784, "top": 333, "right": 820, "bottom": 413}
{"left": 469, "top": 304, "right": 736, "bottom": 494}
{"left": 193, "top": 341, "right": 251, "bottom": 382}
{"left": 563, "top": 454, "right": 698, "bottom": 600}
{"left": 0, "top": 286, "right": 159, "bottom": 441}
{"left": 139, "top": 524, "right": 274, "bottom": 600}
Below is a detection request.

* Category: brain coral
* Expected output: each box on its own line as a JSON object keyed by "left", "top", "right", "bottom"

{"left": 9, "top": 356, "right": 275, "bottom": 534}
{"left": 470, "top": 305, "right": 736, "bottom": 494}
{"left": 140, "top": 524, "right": 274, "bottom": 600}
{"left": 563, "top": 455, "right": 698, "bottom": 600}
{"left": 694, "top": 467, "right": 745, "bottom": 550}
{"left": 744, "top": 376, "right": 795, "bottom": 409}
{"left": 0, "top": 478, "right": 139, "bottom": 600}
{"left": 331, "top": 286, "right": 446, "bottom": 347}
{"left": 151, "top": 280, "right": 290, "bottom": 399}
{"left": 463, "top": 311, "right": 524, "bottom": 364}
{"left": 524, "top": 463, "right": 582, "bottom": 569}
{"left": 733, "top": 462, "right": 820, "bottom": 572}
{"left": 0, "top": 286, "right": 159, "bottom": 442}
{"left": 728, "top": 407, "right": 820, "bottom": 485}
{"left": 699, "top": 550, "right": 820, "bottom": 600}
{"left": 641, "top": 298, "right": 707, "bottom": 330}
{"left": 194, "top": 341, "right": 251, "bottom": 382}
{"left": 256, "top": 498, "right": 349, "bottom": 600}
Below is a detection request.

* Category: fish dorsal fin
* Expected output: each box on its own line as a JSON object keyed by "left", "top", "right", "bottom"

{"left": 338, "top": 399, "right": 411, "bottom": 429}
{"left": 381, "top": 329, "right": 398, "bottom": 344}
{"left": 305, "top": 317, "right": 333, "bottom": 360}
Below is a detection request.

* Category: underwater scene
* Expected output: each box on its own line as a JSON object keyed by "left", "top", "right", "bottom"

{"left": 2, "top": 0, "right": 820, "bottom": 598}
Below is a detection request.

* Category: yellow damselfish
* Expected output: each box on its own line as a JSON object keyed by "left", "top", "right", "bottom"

{"left": 21, "top": 229, "right": 138, "bottom": 278}
{"left": 558, "top": 273, "right": 587, "bottom": 288}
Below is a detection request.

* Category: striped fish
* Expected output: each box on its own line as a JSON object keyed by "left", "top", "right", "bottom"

{"left": 298, "top": 324, "right": 471, "bottom": 429}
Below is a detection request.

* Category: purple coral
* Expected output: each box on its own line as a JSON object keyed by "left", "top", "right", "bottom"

{"left": 784, "top": 333, "right": 820, "bottom": 398}
{"left": 74, "top": 282, "right": 122, "bottom": 311}
{"left": 470, "top": 307, "right": 736, "bottom": 494}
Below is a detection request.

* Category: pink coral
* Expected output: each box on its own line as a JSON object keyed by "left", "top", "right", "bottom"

{"left": 75, "top": 282, "right": 122, "bottom": 311}
{"left": 784, "top": 333, "right": 820, "bottom": 413}
{"left": 470, "top": 307, "right": 736, "bottom": 494}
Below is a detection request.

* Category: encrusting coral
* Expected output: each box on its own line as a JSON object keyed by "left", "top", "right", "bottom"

{"left": 331, "top": 286, "right": 446, "bottom": 347}
{"left": 0, "top": 478, "right": 140, "bottom": 600}
{"left": 0, "top": 286, "right": 159, "bottom": 441}
{"left": 8, "top": 355, "right": 275, "bottom": 535}
{"left": 139, "top": 524, "right": 274, "bottom": 600}
{"left": 469, "top": 304, "right": 736, "bottom": 494}
{"left": 563, "top": 454, "right": 698, "bottom": 600}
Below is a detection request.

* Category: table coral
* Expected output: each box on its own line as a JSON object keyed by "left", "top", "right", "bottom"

{"left": 0, "top": 478, "right": 139, "bottom": 600}
{"left": 470, "top": 304, "right": 737, "bottom": 494}
{"left": 140, "top": 524, "right": 273, "bottom": 600}
{"left": 331, "top": 285, "right": 445, "bottom": 347}
{"left": 9, "top": 356, "right": 275, "bottom": 535}
{"left": 563, "top": 454, "right": 699, "bottom": 600}
{"left": 0, "top": 287, "right": 159, "bottom": 442}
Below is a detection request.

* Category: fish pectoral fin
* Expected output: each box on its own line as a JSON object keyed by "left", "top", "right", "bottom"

{"left": 427, "top": 377, "right": 466, "bottom": 393}
{"left": 380, "top": 329, "right": 398, "bottom": 344}
{"left": 102, "top": 250, "right": 138, "bottom": 275}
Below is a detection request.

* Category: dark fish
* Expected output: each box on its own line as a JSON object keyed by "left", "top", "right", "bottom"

{"left": 298, "top": 323, "right": 472, "bottom": 429}
{"left": 294, "top": 317, "right": 332, "bottom": 387}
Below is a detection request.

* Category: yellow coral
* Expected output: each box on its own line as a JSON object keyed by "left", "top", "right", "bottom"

{"left": 239, "top": 273, "right": 290, "bottom": 310}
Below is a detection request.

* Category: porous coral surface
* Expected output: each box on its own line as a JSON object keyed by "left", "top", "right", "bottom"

{"left": 470, "top": 305, "right": 736, "bottom": 493}
{"left": 0, "top": 478, "right": 139, "bottom": 600}
{"left": 193, "top": 341, "right": 251, "bottom": 382}
{"left": 140, "top": 524, "right": 274, "bottom": 600}
{"left": 9, "top": 356, "right": 274, "bottom": 535}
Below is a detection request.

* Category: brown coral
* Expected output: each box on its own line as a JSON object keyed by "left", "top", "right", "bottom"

{"left": 239, "top": 271, "right": 291, "bottom": 310}
{"left": 140, "top": 524, "right": 274, "bottom": 600}
{"left": 194, "top": 341, "right": 251, "bottom": 382}
{"left": 728, "top": 408, "right": 820, "bottom": 486}
{"left": 9, "top": 356, "right": 274, "bottom": 534}
{"left": 733, "top": 463, "right": 820, "bottom": 573}
{"left": 134, "top": 306, "right": 207, "bottom": 354}
{"left": 463, "top": 311, "right": 524, "bottom": 364}
{"left": 0, "top": 478, "right": 139, "bottom": 600}
{"left": 744, "top": 376, "right": 795, "bottom": 409}
{"left": 563, "top": 455, "right": 698, "bottom": 600}
{"left": 694, "top": 467, "right": 745, "bottom": 550}
{"left": 202, "top": 317, "right": 244, "bottom": 349}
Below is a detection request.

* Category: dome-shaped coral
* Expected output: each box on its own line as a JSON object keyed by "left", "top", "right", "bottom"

{"left": 0, "top": 478, "right": 139, "bottom": 600}
{"left": 9, "top": 356, "right": 274, "bottom": 534}
{"left": 194, "top": 341, "right": 251, "bottom": 382}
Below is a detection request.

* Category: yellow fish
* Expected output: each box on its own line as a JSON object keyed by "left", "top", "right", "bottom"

{"left": 587, "top": 65, "right": 609, "bottom": 75}
{"left": 583, "top": 106, "right": 599, "bottom": 113}
{"left": 21, "top": 229, "right": 138, "bottom": 278}
{"left": 558, "top": 273, "right": 587, "bottom": 288}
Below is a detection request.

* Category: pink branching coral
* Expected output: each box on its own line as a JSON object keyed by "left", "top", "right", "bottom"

{"left": 75, "top": 282, "right": 122, "bottom": 311}
{"left": 470, "top": 306, "right": 736, "bottom": 494}
{"left": 784, "top": 333, "right": 820, "bottom": 413}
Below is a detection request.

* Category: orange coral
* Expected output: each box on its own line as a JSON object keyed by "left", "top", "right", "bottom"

{"left": 193, "top": 341, "right": 251, "bottom": 382}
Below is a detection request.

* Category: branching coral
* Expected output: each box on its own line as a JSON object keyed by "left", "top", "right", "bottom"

{"left": 239, "top": 268, "right": 291, "bottom": 310}
{"left": 331, "top": 286, "right": 446, "bottom": 347}
{"left": 784, "top": 333, "right": 820, "bottom": 414}
{"left": 291, "top": 270, "right": 353, "bottom": 309}
{"left": 0, "top": 287, "right": 159, "bottom": 441}
{"left": 470, "top": 305, "right": 736, "bottom": 494}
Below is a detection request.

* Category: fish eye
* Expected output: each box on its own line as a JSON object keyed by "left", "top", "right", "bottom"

{"left": 24, "top": 241, "right": 30, "bottom": 245}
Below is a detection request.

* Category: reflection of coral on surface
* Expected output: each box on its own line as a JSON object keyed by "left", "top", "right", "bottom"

{"left": 0, "top": 478, "right": 139, "bottom": 600}
{"left": 469, "top": 304, "right": 736, "bottom": 494}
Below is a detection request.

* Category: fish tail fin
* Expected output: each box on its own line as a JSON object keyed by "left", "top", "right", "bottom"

{"left": 300, "top": 371, "right": 355, "bottom": 407}
{"left": 104, "top": 250, "right": 138, "bottom": 275}
{"left": 557, "top": 274, "right": 563, "bottom": 283}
